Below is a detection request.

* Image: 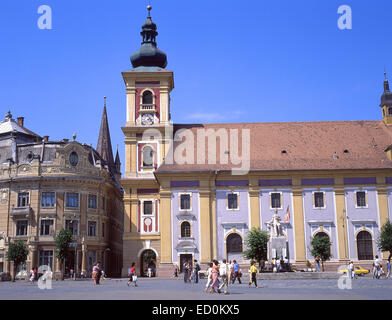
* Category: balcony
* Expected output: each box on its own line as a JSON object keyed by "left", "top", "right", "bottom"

{"left": 10, "top": 206, "right": 32, "bottom": 218}
{"left": 139, "top": 104, "right": 156, "bottom": 113}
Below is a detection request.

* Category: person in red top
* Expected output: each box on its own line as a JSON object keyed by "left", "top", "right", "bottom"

{"left": 127, "top": 262, "right": 137, "bottom": 287}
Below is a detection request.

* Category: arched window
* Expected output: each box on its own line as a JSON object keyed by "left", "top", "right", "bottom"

{"left": 181, "top": 221, "right": 191, "bottom": 238}
{"left": 142, "top": 146, "right": 154, "bottom": 168}
{"left": 357, "top": 231, "right": 373, "bottom": 260}
{"left": 226, "top": 233, "right": 243, "bottom": 253}
{"left": 142, "top": 91, "right": 153, "bottom": 105}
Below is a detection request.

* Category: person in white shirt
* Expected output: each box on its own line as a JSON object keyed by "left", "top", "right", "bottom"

{"left": 348, "top": 261, "right": 354, "bottom": 279}
{"left": 205, "top": 263, "right": 213, "bottom": 293}
{"left": 228, "top": 260, "right": 234, "bottom": 284}
{"left": 373, "top": 256, "right": 380, "bottom": 279}
{"left": 218, "top": 259, "right": 229, "bottom": 295}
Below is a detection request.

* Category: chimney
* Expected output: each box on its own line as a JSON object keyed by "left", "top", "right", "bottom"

{"left": 43, "top": 136, "right": 49, "bottom": 142}
{"left": 17, "top": 117, "right": 24, "bottom": 127}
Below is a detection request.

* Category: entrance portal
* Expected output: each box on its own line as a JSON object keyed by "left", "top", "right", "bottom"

{"left": 140, "top": 249, "right": 157, "bottom": 277}
{"left": 226, "top": 233, "right": 243, "bottom": 262}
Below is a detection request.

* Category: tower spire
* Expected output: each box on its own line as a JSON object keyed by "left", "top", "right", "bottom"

{"left": 97, "top": 97, "right": 115, "bottom": 173}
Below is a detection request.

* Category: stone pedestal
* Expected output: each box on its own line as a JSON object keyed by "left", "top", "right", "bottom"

{"left": 268, "top": 237, "right": 288, "bottom": 260}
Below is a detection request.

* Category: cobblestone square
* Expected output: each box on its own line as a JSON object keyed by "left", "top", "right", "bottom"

{"left": 0, "top": 276, "right": 391, "bottom": 300}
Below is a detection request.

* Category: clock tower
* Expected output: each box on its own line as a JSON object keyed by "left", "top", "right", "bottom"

{"left": 121, "top": 5, "right": 174, "bottom": 277}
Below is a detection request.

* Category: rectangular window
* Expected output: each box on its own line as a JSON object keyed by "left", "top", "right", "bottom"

{"left": 356, "top": 191, "right": 366, "bottom": 207}
{"left": 66, "top": 193, "right": 79, "bottom": 208}
{"left": 143, "top": 201, "right": 153, "bottom": 215}
{"left": 65, "top": 220, "right": 79, "bottom": 235}
{"left": 228, "top": 193, "right": 238, "bottom": 210}
{"left": 314, "top": 192, "right": 324, "bottom": 208}
{"left": 88, "top": 221, "right": 97, "bottom": 237}
{"left": 40, "top": 219, "right": 54, "bottom": 236}
{"left": 39, "top": 251, "right": 53, "bottom": 269}
{"left": 102, "top": 197, "right": 106, "bottom": 210}
{"left": 16, "top": 220, "right": 28, "bottom": 236}
{"left": 88, "top": 195, "right": 97, "bottom": 209}
{"left": 41, "top": 192, "right": 55, "bottom": 208}
{"left": 102, "top": 223, "right": 105, "bottom": 238}
{"left": 180, "top": 194, "right": 191, "bottom": 210}
{"left": 271, "top": 193, "right": 281, "bottom": 209}
{"left": 17, "top": 193, "right": 29, "bottom": 208}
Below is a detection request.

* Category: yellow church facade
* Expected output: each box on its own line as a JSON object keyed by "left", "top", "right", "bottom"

{"left": 120, "top": 7, "right": 392, "bottom": 277}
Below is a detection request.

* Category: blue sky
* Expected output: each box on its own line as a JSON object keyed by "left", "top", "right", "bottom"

{"left": 1, "top": 0, "right": 391, "bottom": 169}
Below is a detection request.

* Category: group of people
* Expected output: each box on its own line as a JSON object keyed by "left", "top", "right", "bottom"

{"left": 372, "top": 255, "right": 391, "bottom": 279}
{"left": 179, "top": 259, "right": 201, "bottom": 283}
{"left": 271, "top": 257, "right": 290, "bottom": 272}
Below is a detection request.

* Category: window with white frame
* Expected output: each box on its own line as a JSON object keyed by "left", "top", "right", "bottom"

{"left": 356, "top": 191, "right": 367, "bottom": 207}
{"left": 39, "top": 251, "right": 53, "bottom": 269}
{"left": 41, "top": 192, "right": 55, "bottom": 208}
{"left": 65, "top": 219, "right": 79, "bottom": 235}
{"left": 270, "top": 193, "right": 281, "bottom": 209}
{"left": 180, "top": 194, "right": 191, "bottom": 210}
{"left": 180, "top": 221, "right": 191, "bottom": 238}
{"left": 66, "top": 193, "right": 79, "bottom": 208}
{"left": 88, "top": 221, "right": 97, "bottom": 237}
{"left": 40, "top": 219, "right": 54, "bottom": 236}
{"left": 314, "top": 192, "right": 325, "bottom": 209}
{"left": 227, "top": 193, "right": 239, "bottom": 210}
{"left": 140, "top": 200, "right": 156, "bottom": 234}
{"left": 88, "top": 194, "right": 97, "bottom": 209}
{"left": 16, "top": 220, "right": 28, "bottom": 236}
{"left": 17, "top": 192, "right": 29, "bottom": 208}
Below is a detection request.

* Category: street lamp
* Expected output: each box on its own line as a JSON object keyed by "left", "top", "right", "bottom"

{"left": 105, "top": 248, "right": 111, "bottom": 277}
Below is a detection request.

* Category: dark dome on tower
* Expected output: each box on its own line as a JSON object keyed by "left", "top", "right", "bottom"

{"left": 130, "top": 6, "right": 168, "bottom": 69}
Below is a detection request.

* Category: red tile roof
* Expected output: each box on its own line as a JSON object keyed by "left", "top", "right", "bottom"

{"left": 156, "top": 121, "right": 392, "bottom": 173}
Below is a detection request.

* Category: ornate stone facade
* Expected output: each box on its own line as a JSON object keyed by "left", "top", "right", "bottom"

{"left": 0, "top": 110, "right": 123, "bottom": 278}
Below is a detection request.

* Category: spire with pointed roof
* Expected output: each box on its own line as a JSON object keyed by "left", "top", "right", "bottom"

{"left": 97, "top": 97, "right": 115, "bottom": 173}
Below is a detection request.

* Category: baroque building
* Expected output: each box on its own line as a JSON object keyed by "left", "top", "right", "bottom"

{"left": 0, "top": 105, "right": 123, "bottom": 278}
{"left": 121, "top": 6, "right": 392, "bottom": 277}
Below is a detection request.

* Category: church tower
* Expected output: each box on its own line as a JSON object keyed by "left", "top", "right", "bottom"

{"left": 381, "top": 72, "right": 392, "bottom": 125}
{"left": 121, "top": 5, "right": 174, "bottom": 277}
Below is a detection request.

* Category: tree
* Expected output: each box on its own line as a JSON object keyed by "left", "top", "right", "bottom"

{"left": 243, "top": 228, "right": 269, "bottom": 267}
{"left": 55, "top": 228, "right": 73, "bottom": 280}
{"left": 6, "top": 240, "right": 29, "bottom": 282}
{"left": 310, "top": 234, "right": 332, "bottom": 272}
{"left": 377, "top": 220, "right": 392, "bottom": 261}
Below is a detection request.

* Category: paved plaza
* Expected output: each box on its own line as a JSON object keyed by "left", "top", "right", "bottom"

{"left": 0, "top": 275, "right": 391, "bottom": 300}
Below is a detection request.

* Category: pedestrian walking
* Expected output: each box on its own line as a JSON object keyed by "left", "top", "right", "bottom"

{"left": 183, "top": 260, "right": 190, "bottom": 283}
{"left": 173, "top": 264, "right": 179, "bottom": 278}
{"left": 315, "top": 256, "right": 321, "bottom": 272}
{"left": 232, "top": 260, "right": 242, "bottom": 284}
{"left": 127, "top": 262, "right": 138, "bottom": 287}
{"left": 373, "top": 255, "right": 380, "bottom": 279}
{"left": 92, "top": 262, "right": 101, "bottom": 286}
{"left": 228, "top": 260, "right": 234, "bottom": 284}
{"left": 210, "top": 260, "right": 220, "bottom": 294}
{"left": 29, "top": 268, "right": 35, "bottom": 284}
{"left": 218, "top": 259, "right": 229, "bottom": 295}
{"left": 249, "top": 261, "right": 259, "bottom": 288}
{"left": 193, "top": 259, "right": 200, "bottom": 284}
{"left": 205, "top": 262, "right": 213, "bottom": 293}
{"left": 276, "top": 258, "right": 281, "bottom": 272}
{"left": 386, "top": 259, "right": 391, "bottom": 279}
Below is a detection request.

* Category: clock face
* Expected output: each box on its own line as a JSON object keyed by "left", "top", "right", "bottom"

{"left": 141, "top": 113, "right": 154, "bottom": 125}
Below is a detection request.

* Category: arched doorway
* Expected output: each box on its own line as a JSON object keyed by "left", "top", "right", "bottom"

{"left": 226, "top": 233, "right": 243, "bottom": 262}
{"left": 140, "top": 249, "right": 157, "bottom": 277}
{"left": 357, "top": 231, "right": 373, "bottom": 260}
{"left": 314, "top": 232, "right": 331, "bottom": 257}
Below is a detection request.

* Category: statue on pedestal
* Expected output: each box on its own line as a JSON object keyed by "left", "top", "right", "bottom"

{"left": 266, "top": 212, "right": 282, "bottom": 238}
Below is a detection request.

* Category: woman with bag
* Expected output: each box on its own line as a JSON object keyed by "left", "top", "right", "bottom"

{"left": 127, "top": 262, "right": 138, "bottom": 287}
